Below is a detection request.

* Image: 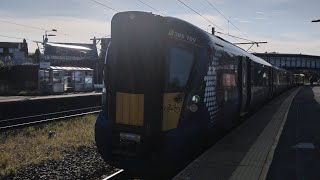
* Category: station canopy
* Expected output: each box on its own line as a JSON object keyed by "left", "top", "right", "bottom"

{"left": 50, "top": 66, "right": 93, "bottom": 71}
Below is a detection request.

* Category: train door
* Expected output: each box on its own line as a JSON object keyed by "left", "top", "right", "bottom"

{"left": 268, "top": 66, "right": 273, "bottom": 97}
{"left": 247, "top": 58, "right": 252, "bottom": 110}
{"left": 238, "top": 56, "right": 251, "bottom": 115}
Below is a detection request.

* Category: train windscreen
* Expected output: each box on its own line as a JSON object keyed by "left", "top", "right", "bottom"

{"left": 166, "top": 47, "right": 194, "bottom": 91}
{"left": 110, "top": 12, "right": 165, "bottom": 92}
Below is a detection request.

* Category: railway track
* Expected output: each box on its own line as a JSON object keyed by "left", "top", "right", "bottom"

{"left": 0, "top": 106, "right": 101, "bottom": 130}
{"left": 102, "top": 169, "right": 125, "bottom": 180}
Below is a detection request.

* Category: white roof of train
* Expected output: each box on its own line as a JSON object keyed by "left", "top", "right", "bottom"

{"left": 209, "top": 34, "right": 272, "bottom": 67}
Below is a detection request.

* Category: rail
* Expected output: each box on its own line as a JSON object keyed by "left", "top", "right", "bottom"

{"left": 0, "top": 106, "right": 101, "bottom": 130}
{"left": 102, "top": 169, "right": 124, "bottom": 180}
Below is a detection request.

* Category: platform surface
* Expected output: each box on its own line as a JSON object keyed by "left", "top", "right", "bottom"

{"left": 0, "top": 92, "right": 101, "bottom": 103}
{"left": 174, "top": 86, "right": 319, "bottom": 180}
{"left": 266, "top": 86, "right": 320, "bottom": 180}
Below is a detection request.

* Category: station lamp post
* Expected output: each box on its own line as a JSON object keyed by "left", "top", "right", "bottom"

{"left": 43, "top": 29, "right": 57, "bottom": 43}
{"left": 42, "top": 29, "right": 57, "bottom": 58}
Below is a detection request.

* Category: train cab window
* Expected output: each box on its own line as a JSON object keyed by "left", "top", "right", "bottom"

{"left": 166, "top": 47, "right": 194, "bottom": 90}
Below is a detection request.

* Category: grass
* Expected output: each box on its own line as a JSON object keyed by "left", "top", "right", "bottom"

{"left": 0, "top": 114, "right": 97, "bottom": 177}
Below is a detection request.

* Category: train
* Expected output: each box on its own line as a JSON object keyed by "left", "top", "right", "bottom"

{"left": 95, "top": 11, "right": 303, "bottom": 174}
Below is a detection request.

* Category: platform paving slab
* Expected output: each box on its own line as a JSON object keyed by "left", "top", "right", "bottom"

{"left": 266, "top": 86, "right": 320, "bottom": 180}
{"left": 229, "top": 87, "right": 301, "bottom": 180}
{"left": 174, "top": 87, "right": 301, "bottom": 180}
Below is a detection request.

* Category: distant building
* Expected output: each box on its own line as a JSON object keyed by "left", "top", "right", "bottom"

{"left": 254, "top": 53, "right": 320, "bottom": 69}
{"left": 43, "top": 42, "right": 98, "bottom": 62}
{"left": 0, "top": 39, "right": 29, "bottom": 65}
{"left": 41, "top": 39, "right": 102, "bottom": 84}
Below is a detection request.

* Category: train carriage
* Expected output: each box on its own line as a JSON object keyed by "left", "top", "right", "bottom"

{"left": 95, "top": 11, "right": 294, "bottom": 173}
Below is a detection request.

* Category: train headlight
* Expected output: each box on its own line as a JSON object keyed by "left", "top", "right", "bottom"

{"left": 191, "top": 95, "right": 200, "bottom": 104}
{"left": 189, "top": 104, "right": 198, "bottom": 112}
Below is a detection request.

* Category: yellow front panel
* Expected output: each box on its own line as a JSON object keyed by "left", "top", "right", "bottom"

{"left": 116, "top": 93, "right": 123, "bottom": 122}
{"left": 129, "top": 94, "right": 138, "bottom": 125}
{"left": 162, "top": 93, "right": 184, "bottom": 131}
{"left": 137, "top": 95, "right": 144, "bottom": 126}
{"left": 122, "top": 93, "right": 130, "bottom": 124}
{"left": 116, "top": 92, "right": 144, "bottom": 126}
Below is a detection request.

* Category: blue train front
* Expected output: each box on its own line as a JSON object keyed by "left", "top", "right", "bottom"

{"left": 95, "top": 11, "right": 286, "bottom": 173}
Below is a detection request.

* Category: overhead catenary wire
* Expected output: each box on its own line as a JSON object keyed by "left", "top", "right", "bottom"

{"left": 89, "top": 0, "right": 119, "bottom": 12}
{"left": 216, "top": 31, "right": 255, "bottom": 43}
{"left": 0, "top": 34, "right": 38, "bottom": 42}
{"left": 176, "top": 0, "right": 249, "bottom": 45}
{"left": 177, "top": 0, "right": 224, "bottom": 32}
{"left": 0, "top": 19, "right": 45, "bottom": 31}
{"left": 136, "top": 0, "right": 166, "bottom": 16}
{"left": 204, "top": 0, "right": 248, "bottom": 38}
{"left": 202, "top": 0, "right": 262, "bottom": 51}
{"left": 0, "top": 19, "right": 70, "bottom": 36}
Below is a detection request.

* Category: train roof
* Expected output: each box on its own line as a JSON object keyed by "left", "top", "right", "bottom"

{"left": 164, "top": 15, "right": 272, "bottom": 67}
{"left": 113, "top": 11, "right": 272, "bottom": 67}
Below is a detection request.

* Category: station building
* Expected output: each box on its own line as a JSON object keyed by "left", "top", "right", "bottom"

{"left": 0, "top": 39, "right": 29, "bottom": 65}
{"left": 0, "top": 39, "right": 101, "bottom": 95}
{"left": 254, "top": 53, "right": 320, "bottom": 80}
{"left": 254, "top": 53, "right": 320, "bottom": 69}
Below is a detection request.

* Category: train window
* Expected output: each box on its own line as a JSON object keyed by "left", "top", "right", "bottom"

{"left": 253, "top": 63, "right": 269, "bottom": 87}
{"left": 223, "top": 73, "right": 236, "bottom": 87}
{"left": 253, "top": 63, "right": 261, "bottom": 86}
{"left": 166, "top": 47, "right": 194, "bottom": 90}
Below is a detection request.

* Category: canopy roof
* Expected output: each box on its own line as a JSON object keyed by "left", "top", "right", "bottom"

{"left": 50, "top": 66, "right": 93, "bottom": 71}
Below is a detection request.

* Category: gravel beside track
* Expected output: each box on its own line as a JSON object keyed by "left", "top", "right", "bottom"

{"left": 2, "top": 146, "right": 116, "bottom": 180}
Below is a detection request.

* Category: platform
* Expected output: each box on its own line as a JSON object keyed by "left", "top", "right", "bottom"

{"left": 0, "top": 92, "right": 102, "bottom": 121}
{"left": 0, "top": 92, "right": 101, "bottom": 103}
{"left": 174, "top": 86, "right": 320, "bottom": 180}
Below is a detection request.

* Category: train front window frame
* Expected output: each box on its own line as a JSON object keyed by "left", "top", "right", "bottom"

{"left": 165, "top": 46, "right": 195, "bottom": 91}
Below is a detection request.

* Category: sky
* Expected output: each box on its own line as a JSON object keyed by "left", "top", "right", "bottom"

{"left": 0, "top": 0, "right": 320, "bottom": 55}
